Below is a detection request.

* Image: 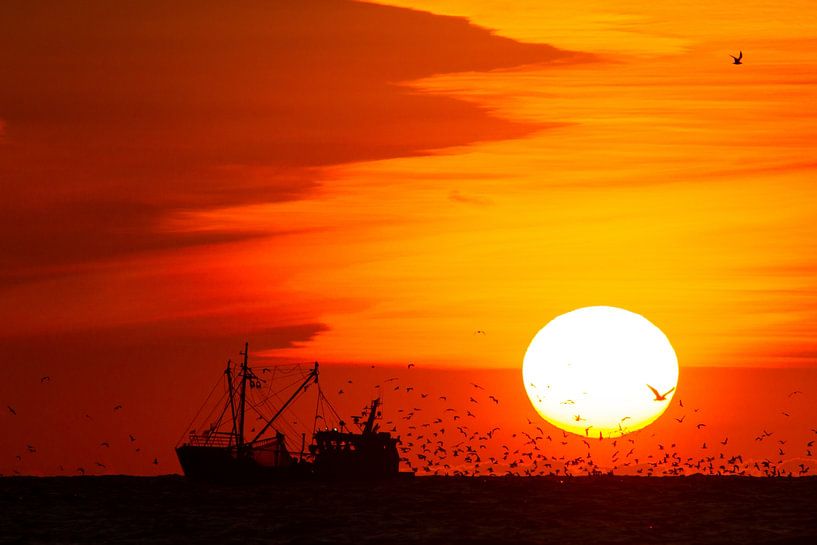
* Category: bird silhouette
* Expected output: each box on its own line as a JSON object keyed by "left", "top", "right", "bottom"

{"left": 7, "top": 405, "right": 16, "bottom": 416}
{"left": 647, "top": 384, "right": 675, "bottom": 401}
{"left": 731, "top": 51, "right": 743, "bottom": 65}
{"left": 40, "top": 376, "right": 51, "bottom": 384}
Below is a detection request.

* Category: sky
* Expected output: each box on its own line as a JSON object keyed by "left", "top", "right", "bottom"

{"left": 1, "top": 0, "right": 817, "bottom": 476}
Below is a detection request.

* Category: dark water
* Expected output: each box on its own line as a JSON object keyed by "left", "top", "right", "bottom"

{"left": 1, "top": 475, "right": 816, "bottom": 544}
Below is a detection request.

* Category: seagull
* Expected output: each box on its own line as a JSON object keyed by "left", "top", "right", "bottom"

{"left": 731, "top": 51, "right": 743, "bottom": 65}
{"left": 408, "top": 362, "right": 415, "bottom": 369}
{"left": 647, "top": 384, "right": 675, "bottom": 401}
{"left": 40, "top": 376, "right": 51, "bottom": 384}
{"left": 113, "top": 404, "right": 123, "bottom": 411}
{"left": 7, "top": 405, "right": 16, "bottom": 416}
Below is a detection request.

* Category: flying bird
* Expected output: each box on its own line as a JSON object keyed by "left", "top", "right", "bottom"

{"left": 731, "top": 51, "right": 743, "bottom": 65}
{"left": 40, "top": 376, "right": 51, "bottom": 384}
{"left": 113, "top": 404, "right": 123, "bottom": 411}
{"left": 7, "top": 405, "right": 16, "bottom": 416}
{"left": 647, "top": 384, "right": 675, "bottom": 401}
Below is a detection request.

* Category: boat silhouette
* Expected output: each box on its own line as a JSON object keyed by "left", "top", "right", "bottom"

{"left": 175, "top": 342, "right": 407, "bottom": 481}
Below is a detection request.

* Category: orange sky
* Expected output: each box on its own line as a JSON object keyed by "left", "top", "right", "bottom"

{"left": 1, "top": 0, "right": 817, "bottom": 475}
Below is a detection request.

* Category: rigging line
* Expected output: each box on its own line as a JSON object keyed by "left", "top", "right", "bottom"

{"left": 245, "top": 386, "right": 310, "bottom": 441}
{"left": 249, "top": 365, "right": 309, "bottom": 403}
{"left": 257, "top": 396, "right": 303, "bottom": 439}
{"left": 318, "top": 387, "right": 344, "bottom": 425}
{"left": 198, "top": 380, "right": 230, "bottom": 431}
{"left": 175, "top": 371, "right": 225, "bottom": 447}
{"left": 312, "top": 386, "right": 322, "bottom": 438}
{"left": 250, "top": 371, "right": 308, "bottom": 415}
{"left": 246, "top": 397, "right": 302, "bottom": 441}
{"left": 206, "top": 390, "right": 235, "bottom": 446}
{"left": 254, "top": 374, "right": 308, "bottom": 405}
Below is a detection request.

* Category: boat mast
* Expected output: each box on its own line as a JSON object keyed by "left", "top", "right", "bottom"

{"left": 248, "top": 362, "right": 319, "bottom": 445}
{"left": 225, "top": 359, "right": 238, "bottom": 447}
{"left": 238, "top": 342, "right": 249, "bottom": 450}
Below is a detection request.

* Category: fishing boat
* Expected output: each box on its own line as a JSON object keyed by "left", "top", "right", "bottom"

{"left": 175, "top": 342, "right": 406, "bottom": 481}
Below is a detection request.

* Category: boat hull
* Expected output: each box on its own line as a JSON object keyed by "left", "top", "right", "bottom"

{"left": 175, "top": 445, "right": 311, "bottom": 482}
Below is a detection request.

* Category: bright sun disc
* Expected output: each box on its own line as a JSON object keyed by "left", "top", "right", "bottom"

{"left": 522, "top": 306, "right": 678, "bottom": 438}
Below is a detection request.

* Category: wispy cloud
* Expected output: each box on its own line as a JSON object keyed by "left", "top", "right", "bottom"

{"left": 0, "top": 0, "right": 582, "bottom": 281}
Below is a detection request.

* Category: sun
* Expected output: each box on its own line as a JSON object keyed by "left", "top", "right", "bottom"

{"left": 522, "top": 306, "right": 678, "bottom": 438}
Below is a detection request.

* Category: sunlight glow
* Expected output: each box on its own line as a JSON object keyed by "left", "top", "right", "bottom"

{"left": 523, "top": 306, "right": 678, "bottom": 438}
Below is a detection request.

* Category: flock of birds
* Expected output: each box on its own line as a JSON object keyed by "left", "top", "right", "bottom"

{"left": 4, "top": 376, "right": 161, "bottom": 477}
{"left": 336, "top": 360, "right": 815, "bottom": 479}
